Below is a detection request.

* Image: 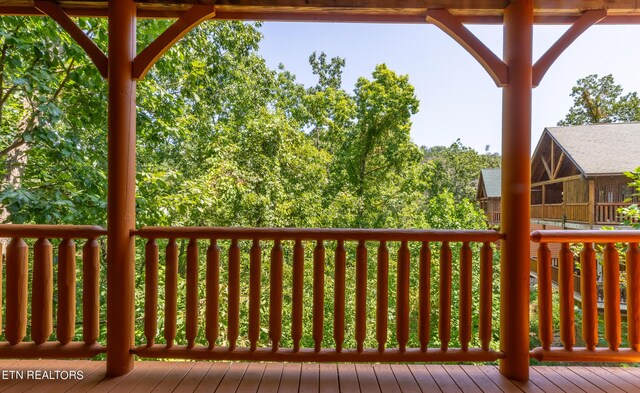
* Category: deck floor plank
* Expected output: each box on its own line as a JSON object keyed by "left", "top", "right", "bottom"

{"left": 442, "top": 365, "right": 482, "bottom": 393}
{"left": 459, "top": 365, "right": 501, "bottom": 393}
{"left": 276, "top": 363, "right": 301, "bottom": 393}
{"left": 354, "top": 364, "right": 379, "bottom": 393}
{"left": 319, "top": 364, "right": 339, "bottom": 393}
{"left": 256, "top": 363, "right": 283, "bottom": 393}
{"left": 531, "top": 367, "right": 584, "bottom": 393}
{"left": 172, "top": 362, "right": 213, "bottom": 393}
{"left": 373, "top": 364, "right": 401, "bottom": 393}
{"left": 0, "top": 359, "right": 56, "bottom": 392}
{"left": 407, "top": 364, "right": 442, "bottom": 393}
{"left": 607, "top": 366, "right": 640, "bottom": 388}
{"left": 299, "top": 364, "right": 320, "bottom": 393}
{"left": 390, "top": 365, "right": 420, "bottom": 393}
{"left": 527, "top": 368, "right": 563, "bottom": 393}
{"left": 566, "top": 367, "right": 625, "bottom": 393}
{"left": 548, "top": 366, "right": 605, "bottom": 393}
{"left": 151, "top": 361, "right": 195, "bottom": 393}
{"left": 426, "top": 365, "right": 463, "bottom": 393}
{"left": 1, "top": 360, "right": 639, "bottom": 392}
{"left": 194, "top": 362, "right": 230, "bottom": 392}
{"left": 214, "top": 362, "right": 248, "bottom": 393}
{"left": 236, "top": 362, "right": 266, "bottom": 393}
{"left": 338, "top": 364, "right": 361, "bottom": 393}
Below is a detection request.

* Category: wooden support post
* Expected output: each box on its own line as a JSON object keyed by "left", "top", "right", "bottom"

{"left": 499, "top": 0, "right": 532, "bottom": 382}
{"left": 106, "top": 0, "right": 136, "bottom": 377}
{"left": 588, "top": 180, "right": 595, "bottom": 225}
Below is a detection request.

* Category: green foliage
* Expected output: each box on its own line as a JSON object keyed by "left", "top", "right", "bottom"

{"left": 559, "top": 74, "right": 640, "bottom": 126}
{"left": 422, "top": 140, "right": 501, "bottom": 203}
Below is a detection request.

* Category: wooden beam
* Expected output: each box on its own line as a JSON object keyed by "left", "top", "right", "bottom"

{"left": 532, "top": 174, "right": 584, "bottom": 187}
{"left": 541, "top": 157, "right": 553, "bottom": 180}
{"left": 33, "top": 1, "right": 108, "bottom": 78}
{"left": 532, "top": 9, "right": 606, "bottom": 87}
{"left": 426, "top": 9, "right": 508, "bottom": 87}
{"left": 132, "top": 5, "right": 215, "bottom": 80}
{"left": 553, "top": 151, "right": 565, "bottom": 179}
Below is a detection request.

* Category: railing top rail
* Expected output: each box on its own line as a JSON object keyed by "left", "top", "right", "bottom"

{"left": 134, "top": 226, "right": 504, "bottom": 242}
{"left": 0, "top": 224, "right": 107, "bottom": 238}
{"left": 531, "top": 230, "right": 640, "bottom": 243}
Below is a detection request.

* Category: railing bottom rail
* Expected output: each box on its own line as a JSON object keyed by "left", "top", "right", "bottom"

{"left": 0, "top": 343, "right": 106, "bottom": 359}
{"left": 133, "top": 346, "right": 503, "bottom": 363}
{"left": 531, "top": 348, "right": 640, "bottom": 362}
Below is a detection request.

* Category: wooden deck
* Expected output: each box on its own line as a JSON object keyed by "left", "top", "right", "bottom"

{"left": 2, "top": 360, "right": 640, "bottom": 392}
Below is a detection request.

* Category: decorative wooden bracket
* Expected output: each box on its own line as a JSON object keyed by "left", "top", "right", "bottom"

{"left": 34, "top": 1, "right": 108, "bottom": 79}
{"left": 132, "top": 5, "right": 215, "bottom": 80}
{"left": 532, "top": 9, "right": 606, "bottom": 87}
{"left": 426, "top": 9, "right": 508, "bottom": 87}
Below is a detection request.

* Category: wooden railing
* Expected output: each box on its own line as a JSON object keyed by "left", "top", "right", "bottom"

{"left": 0, "top": 225, "right": 107, "bottom": 358}
{"left": 596, "top": 202, "right": 635, "bottom": 224}
{"left": 531, "top": 203, "right": 589, "bottom": 222}
{"left": 531, "top": 230, "right": 640, "bottom": 362}
{"left": 132, "top": 227, "right": 503, "bottom": 362}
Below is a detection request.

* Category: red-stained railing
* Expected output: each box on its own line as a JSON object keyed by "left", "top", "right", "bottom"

{"left": 0, "top": 225, "right": 107, "bottom": 358}
{"left": 531, "top": 230, "right": 640, "bottom": 362}
{"left": 132, "top": 227, "right": 503, "bottom": 362}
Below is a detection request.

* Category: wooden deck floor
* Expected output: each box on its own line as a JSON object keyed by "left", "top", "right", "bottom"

{"left": 1, "top": 360, "right": 640, "bottom": 392}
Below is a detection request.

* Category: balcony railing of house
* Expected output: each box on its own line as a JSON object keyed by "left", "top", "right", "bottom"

{"left": 532, "top": 202, "right": 636, "bottom": 225}
{"left": 531, "top": 230, "right": 640, "bottom": 362}
{"left": 0, "top": 225, "right": 107, "bottom": 358}
{"left": 3, "top": 224, "right": 640, "bottom": 373}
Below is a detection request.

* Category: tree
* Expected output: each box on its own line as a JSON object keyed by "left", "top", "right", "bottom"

{"left": 422, "top": 140, "right": 501, "bottom": 203}
{"left": 559, "top": 74, "right": 640, "bottom": 126}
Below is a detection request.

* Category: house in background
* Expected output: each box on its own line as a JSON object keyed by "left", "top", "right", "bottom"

{"left": 476, "top": 168, "right": 502, "bottom": 226}
{"left": 530, "top": 122, "right": 640, "bottom": 229}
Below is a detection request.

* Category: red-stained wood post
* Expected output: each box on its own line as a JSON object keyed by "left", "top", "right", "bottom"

{"left": 106, "top": 0, "right": 137, "bottom": 377}
{"left": 500, "top": 0, "right": 533, "bottom": 381}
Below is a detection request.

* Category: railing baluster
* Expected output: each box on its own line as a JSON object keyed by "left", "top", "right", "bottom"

{"left": 479, "top": 241, "right": 492, "bottom": 351}
{"left": 292, "top": 239, "right": 304, "bottom": 352}
{"left": 459, "top": 242, "right": 472, "bottom": 352}
{"left": 83, "top": 238, "right": 100, "bottom": 345}
{"left": 186, "top": 238, "right": 199, "bottom": 349}
{"left": 6, "top": 237, "right": 28, "bottom": 345}
{"left": 397, "top": 240, "right": 410, "bottom": 353}
{"left": 604, "top": 242, "right": 621, "bottom": 351}
{"left": 356, "top": 240, "right": 367, "bottom": 353}
{"left": 334, "top": 240, "right": 346, "bottom": 353}
{"left": 206, "top": 239, "right": 220, "bottom": 349}
{"left": 165, "top": 238, "right": 178, "bottom": 348}
{"left": 559, "top": 242, "right": 575, "bottom": 350}
{"left": 377, "top": 240, "right": 389, "bottom": 353}
{"left": 32, "top": 238, "right": 53, "bottom": 344}
{"left": 419, "top": 241, "right": 430, "bottom": 352}
{"left": 313, "top": 240, "right": 325, "bottom": 353}
{"left": 145, "top": 238, "right": 159, "bottom": 347}
{"left": 228, "top": 238, "right": 240, "bottom": 350}
{"left": 249, "top": 239, "right": 261, "bottom": 351}
{"left": 537, "top": 243, "right": 552, "bottom": 351}
{"left": 0, "top": 242, "right": 3, "bottom": 337}
{"left": 580, "top": 242, "right": 598, "bottom": 351}
{"left": 269, "top": 239, "right": 283, "bottom": 351}
{"left": 627, "top": 242, "right": 640, "bottom": 351}
{"left": 57, "top": 238, "right": 76, "bottom": 345}
{"left": 439, "top": 241, "right": 452, "bottom": 351}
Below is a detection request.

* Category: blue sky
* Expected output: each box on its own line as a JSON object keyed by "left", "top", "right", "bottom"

{"left": 257, "top": 22, "right": 640, "bottom": 154}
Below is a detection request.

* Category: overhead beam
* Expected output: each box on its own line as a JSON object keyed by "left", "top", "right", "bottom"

{"left": 33, "top": 1, "right": 108, "bottom": 78}
{"left": 542, "top": 157, "right": 553, "bottom": 180}
{"left": 427, "top": 9, "right": 508, "bottom": 87}
{"left": 532, "top": 9, "right": 606, "bottom": 87}
{"left": 132, "top": 5, "right": 215, "bottom": 80}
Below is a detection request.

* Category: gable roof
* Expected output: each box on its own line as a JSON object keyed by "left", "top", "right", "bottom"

{"left": 478, "top": 168, "right": 501, "bottom": 198}
{"left": 542, "top": 122, "right": 640, "bottom": 176}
